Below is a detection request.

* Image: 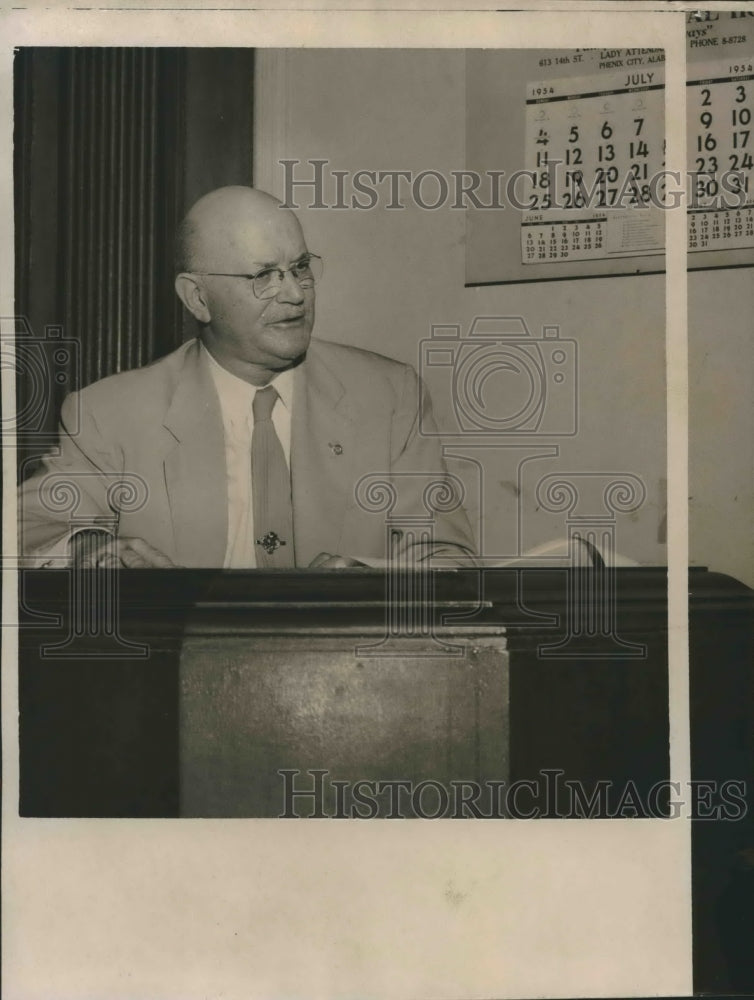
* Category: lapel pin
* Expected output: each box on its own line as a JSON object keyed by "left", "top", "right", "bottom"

{"left": 328, "top": 442, "right": 343, "bottom": 456}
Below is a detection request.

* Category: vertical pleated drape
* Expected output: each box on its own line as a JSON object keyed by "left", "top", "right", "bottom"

{"left": 14, "top": 47, "right": 255, "bottom": 474}
{"left": 58, "top": 48, "right": 183, "bottom": 385}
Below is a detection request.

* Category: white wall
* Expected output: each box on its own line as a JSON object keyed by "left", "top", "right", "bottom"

{"left": 255, "top": 49, "right": 751, "bottom": 583}
{"left": 689, "top": 269, "right": 754, "bottom": 586}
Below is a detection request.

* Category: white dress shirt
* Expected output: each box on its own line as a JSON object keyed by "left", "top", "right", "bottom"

{"left": 202, "top": 343, "right": 294, "bottom": 568}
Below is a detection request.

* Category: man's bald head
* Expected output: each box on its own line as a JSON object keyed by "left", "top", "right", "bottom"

{"left": 175, "top": 187, "right": 304, "bottom": 273}
{"left": 173, "top": 186, "right": 315, "bottom": 383}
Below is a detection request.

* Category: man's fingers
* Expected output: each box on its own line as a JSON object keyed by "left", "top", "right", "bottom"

{"left": 69, "top": 529, "right": 116, "bottom": 567}
{"left": 308, "top": 551, "right": 334, "bottom": 568}
{"left": 95, "top": 545, "right": 122, "bottom": 569}
{"left": 308, "top": 552, "right": 365, "bottom": 568}
{"left": 71, "top": 532, "right": 175, "bottom": 568}
{"left": 117, "top": 545, "right": 152, "bottom": 569}
{"left": 119, "top": 537, "right": 176, "bottom": 567}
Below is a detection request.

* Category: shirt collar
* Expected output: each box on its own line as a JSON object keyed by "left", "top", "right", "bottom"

{"left": 201, "top": 340, "right": 295, "bottom": 424}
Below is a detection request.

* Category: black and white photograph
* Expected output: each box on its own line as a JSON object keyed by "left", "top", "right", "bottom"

{"left": 2, "top": 5, "right": 753, "bottom": 999}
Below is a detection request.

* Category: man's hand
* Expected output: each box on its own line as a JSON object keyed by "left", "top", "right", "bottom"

{"left": 308, "top": 552, "right": 366, "bottom": 569}
{"left": 70, "top": 530, "right": 176, "bottom": 568}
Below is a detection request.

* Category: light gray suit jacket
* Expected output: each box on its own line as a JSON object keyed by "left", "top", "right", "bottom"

{"left": 19, "top": 337, "right": 477, "bottom": 567}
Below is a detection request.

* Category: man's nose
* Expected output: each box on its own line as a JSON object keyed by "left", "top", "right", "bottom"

{"left": 276, "top": 268, "right": 305, "bottom": 304}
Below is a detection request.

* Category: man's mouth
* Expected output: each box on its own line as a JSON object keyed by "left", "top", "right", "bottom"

{"left": 267, "top": 314, "right": 305, "bottom": 327}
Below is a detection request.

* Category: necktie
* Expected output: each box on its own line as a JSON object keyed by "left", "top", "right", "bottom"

{"left": 251, "top": 385, "right": 294, "bottom": 568}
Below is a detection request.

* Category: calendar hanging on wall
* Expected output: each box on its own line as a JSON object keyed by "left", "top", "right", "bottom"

{"left": 466, "top": 11, "right": 754, "bottom": 284}
{"left": 521, "top": 67, "right": 666, "bottom": 264}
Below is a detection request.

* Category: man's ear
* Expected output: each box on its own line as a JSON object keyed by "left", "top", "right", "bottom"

{"left": 175, "top": 273, "right": 211, "bottom": 324}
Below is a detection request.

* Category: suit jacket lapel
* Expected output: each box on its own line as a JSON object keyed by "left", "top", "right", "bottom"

{"left": 291, "top": 341, "right": 358, "bottom": 565}
{"left": 162, "top": 340, "right": 228, "bottom": 567}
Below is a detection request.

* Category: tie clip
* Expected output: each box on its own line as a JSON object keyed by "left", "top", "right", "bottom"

{"left": 256, "top": 531, "right": 287, "bottom": 555}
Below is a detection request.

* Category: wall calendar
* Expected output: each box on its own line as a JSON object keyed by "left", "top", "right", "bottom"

{"left": 466, "top": 12, "right": 754, "bottom": 284}
{"left": 522, "top": 66, "right": 666, "bottom": 264}
{"left": 521, "top": 24, "right": 753, "bottom": 265}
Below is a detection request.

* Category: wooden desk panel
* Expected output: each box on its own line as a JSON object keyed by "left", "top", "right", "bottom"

{"left": 179, "top": 635, "right": 508, "bottom": 818}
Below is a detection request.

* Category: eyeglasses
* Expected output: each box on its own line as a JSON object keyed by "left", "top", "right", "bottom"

{"left": 191, "top": 253, "right": 323, "bottom": 300}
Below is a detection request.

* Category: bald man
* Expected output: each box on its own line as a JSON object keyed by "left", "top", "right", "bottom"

{"left": 19, "top": 186, "right": 476, "bottom": 569}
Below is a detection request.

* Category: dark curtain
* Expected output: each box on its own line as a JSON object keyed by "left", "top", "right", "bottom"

{"left": 14, "top": 47, "right": 255, "bottom": 477}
